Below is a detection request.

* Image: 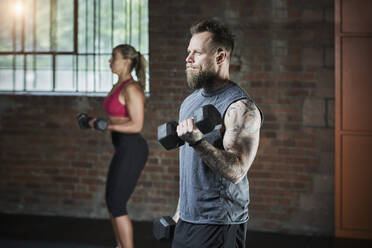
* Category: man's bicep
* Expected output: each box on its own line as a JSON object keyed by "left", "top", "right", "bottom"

{"left": 223, "top": 101, "right": 242, "bottom": 153}
{"left": 223, "top": 99, "right": 261, "bottom": 155}
{"left": 239, "top": 129, "right": 260, "bottom": 166}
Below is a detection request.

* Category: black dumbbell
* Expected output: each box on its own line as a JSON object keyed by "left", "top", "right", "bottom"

{"left": 193, "top": 104, "right": 222, "bottom": 134}
{"left": 153, "top": 216, "right": 176, "bottom": 243}
{"left": 157, "top": 121, "right": 185, "bottom": 150}
{"left": 157, "top": 104, "right": 221, "bottom": 150}
{"left": 77, "top": 113, "right": 108, "bottom": 131}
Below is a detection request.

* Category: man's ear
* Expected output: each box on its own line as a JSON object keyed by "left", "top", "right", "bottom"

{"left": 216, "top": 48, "right": 227, "bottom": 65}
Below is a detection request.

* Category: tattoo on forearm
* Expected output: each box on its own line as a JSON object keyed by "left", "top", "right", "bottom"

{"left": 194, "top": 140, "right": 246, "bottom": 182}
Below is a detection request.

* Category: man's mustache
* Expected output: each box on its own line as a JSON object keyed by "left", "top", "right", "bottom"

{"left": 186, "top": 65, "right": 200, "bottom": 70}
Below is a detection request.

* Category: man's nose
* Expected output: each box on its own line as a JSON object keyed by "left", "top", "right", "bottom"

{"left": 185, "top": 53, "right": 193, "bottom": 63}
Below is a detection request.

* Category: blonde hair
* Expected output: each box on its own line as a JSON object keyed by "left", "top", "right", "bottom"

{"left": 114, "top": 44, "right": 147, "bottom": 89}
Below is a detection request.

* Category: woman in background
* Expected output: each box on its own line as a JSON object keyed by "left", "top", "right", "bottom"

{"left": 91, "top": 44, "right": 148, "bottom": 248}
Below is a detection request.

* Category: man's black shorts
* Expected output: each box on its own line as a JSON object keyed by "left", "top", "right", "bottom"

{"left": 172, "top": 219, "right": 247, "bottom": 248}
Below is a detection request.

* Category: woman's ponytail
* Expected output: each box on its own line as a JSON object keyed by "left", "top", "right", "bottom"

{"left": 134, "top": 51, "right": 146, "bottom": 90}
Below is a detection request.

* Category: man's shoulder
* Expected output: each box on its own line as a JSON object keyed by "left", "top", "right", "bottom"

{"left": 228, "top": 81, "right": 249, "bottom": 94}
{"left": 181, "top": 89, "right": 201, "bottom": 107}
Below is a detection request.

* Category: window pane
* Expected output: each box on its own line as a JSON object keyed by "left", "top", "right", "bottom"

{"left": 0, "top": 1, "right": 14, "bottom": 52}
{"left": 23, "top": 0, "right": 52, "bottom": 52}
{"left": 14, "top": 56, "right": 25, "bottom": 90}
{"left": 78, "top": 0, "right": 94, "bottom": 53}
{"left": 78, "top": 0, "right": 87, "bottom": 53}
{"left": 24, "top": 0, "right": 35, "bottom": 51}
{"left": 56, "top": 0, "right": 74, "bottom": 51}
{"left": 140, "top": 0, "right": 149, "bottom": 54}
{"left": 131, "top": 0, "right": 139, "bottom": 50}
{"left": 0, "top": 55, "right": 24, "bottom": 91}
{"left": 26, "top": 55, "right": 53, "bottom": 91}
{"left": 99, "top": 0, "right": 113, "bottom": 53}
{"left": 0, "top": 56, "right": 15, "bottom": 90}
{"left": 77, "top": 55, "right": 95, "bottom": 92}
{"left": 144, "top": 54, "right": 149, "bottom": 93}
{"left": 96, "top": 55, "right": 112, "bottom": 92}
{"left": 113, "top": 0, "right": 126, "bottom": 46}
{"left": 77, "top": 56, "right": 87, "bottom": 91}
{"left": 36, "top": 0, "right": 51, "bottom": 51}
{"left": 55, "top": 55, "right": 74, "bottom": 91}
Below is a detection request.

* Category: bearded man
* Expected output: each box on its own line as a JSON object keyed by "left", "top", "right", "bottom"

{"left": 171, "top": 18, "right": 264, "bottom": 248}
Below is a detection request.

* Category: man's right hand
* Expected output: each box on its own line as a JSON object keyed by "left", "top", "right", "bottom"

{"left": 173, "top": 198, "right": 180, "bottom": 223}
{"left": 172, "top": 210, "right": 180, "bottom": 223}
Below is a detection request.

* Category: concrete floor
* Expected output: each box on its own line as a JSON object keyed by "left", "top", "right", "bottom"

{"left": 1, "top": 213, "right": 371, "bottom": 248}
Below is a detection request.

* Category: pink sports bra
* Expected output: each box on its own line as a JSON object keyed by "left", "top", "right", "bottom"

{"left": 104, "top": 77, "right": 132, "bottom": 117}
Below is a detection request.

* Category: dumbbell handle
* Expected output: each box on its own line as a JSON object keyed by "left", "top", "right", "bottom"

{"left": 77, "top": 113, "right": 108, "bottom": 131}
{"left": 159, "top": 216, "right": 176, "bottom": 227}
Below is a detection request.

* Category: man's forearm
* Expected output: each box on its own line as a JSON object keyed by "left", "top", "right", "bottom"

{"left": 192, "top": 139, "right": 246, "bottom": 184}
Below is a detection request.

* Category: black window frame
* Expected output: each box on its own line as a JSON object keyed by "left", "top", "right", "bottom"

{"left": 0, "top": 0, "right": 149, "bottom": 95}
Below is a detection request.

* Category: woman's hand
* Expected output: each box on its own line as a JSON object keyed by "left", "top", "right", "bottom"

{"left": 88, "top": 118, "right": 97, "bottom": 129}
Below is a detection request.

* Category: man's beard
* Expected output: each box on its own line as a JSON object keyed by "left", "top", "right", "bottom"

{"left": 186, "top": 64, "right": 217, "bottom": 90}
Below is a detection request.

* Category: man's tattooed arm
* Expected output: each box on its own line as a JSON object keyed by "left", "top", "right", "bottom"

{"left": 193, "top": 99, "right": 261, "bottom": 184}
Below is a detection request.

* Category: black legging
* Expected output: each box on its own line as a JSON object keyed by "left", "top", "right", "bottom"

{"left": 105, "top": 132, "right": 148, "bottom": 217}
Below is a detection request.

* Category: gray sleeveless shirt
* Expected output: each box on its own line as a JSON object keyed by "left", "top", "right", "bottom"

{"left": 179, "top": 82, "right": 263, "bottom": 224}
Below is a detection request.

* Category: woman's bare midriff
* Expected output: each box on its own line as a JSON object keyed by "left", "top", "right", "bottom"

{"left": 109, "top": 116, "right": 130, "bottom": 125}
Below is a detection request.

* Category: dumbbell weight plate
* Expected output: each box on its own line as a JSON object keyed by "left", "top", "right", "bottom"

{"left": 157, "top": 121, "right": 185, "bottom": 150}
{"left": 94, "top": 118, "right": 108, "bottom": 131}
{"left": 76, "top": 113, "right": 91, "bottom": 129}
{"left": 193, "top": 104, "right": 222, "bottom": 134}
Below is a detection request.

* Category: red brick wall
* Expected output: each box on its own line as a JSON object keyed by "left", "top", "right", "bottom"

{"left": 0, "top": 0, "right": 334, "bottom": 236}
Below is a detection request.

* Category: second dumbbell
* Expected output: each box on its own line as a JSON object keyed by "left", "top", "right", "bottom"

{"left": 153, "top": 216, "right": 176, "bottom": 243}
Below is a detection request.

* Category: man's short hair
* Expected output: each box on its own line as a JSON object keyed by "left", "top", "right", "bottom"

{"left": 190, "top": 18, "right": 234, "bottom": 58}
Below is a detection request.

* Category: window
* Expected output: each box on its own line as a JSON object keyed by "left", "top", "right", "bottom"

{"left": 0, "top": 0, "right": 149, "bottom": 95}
